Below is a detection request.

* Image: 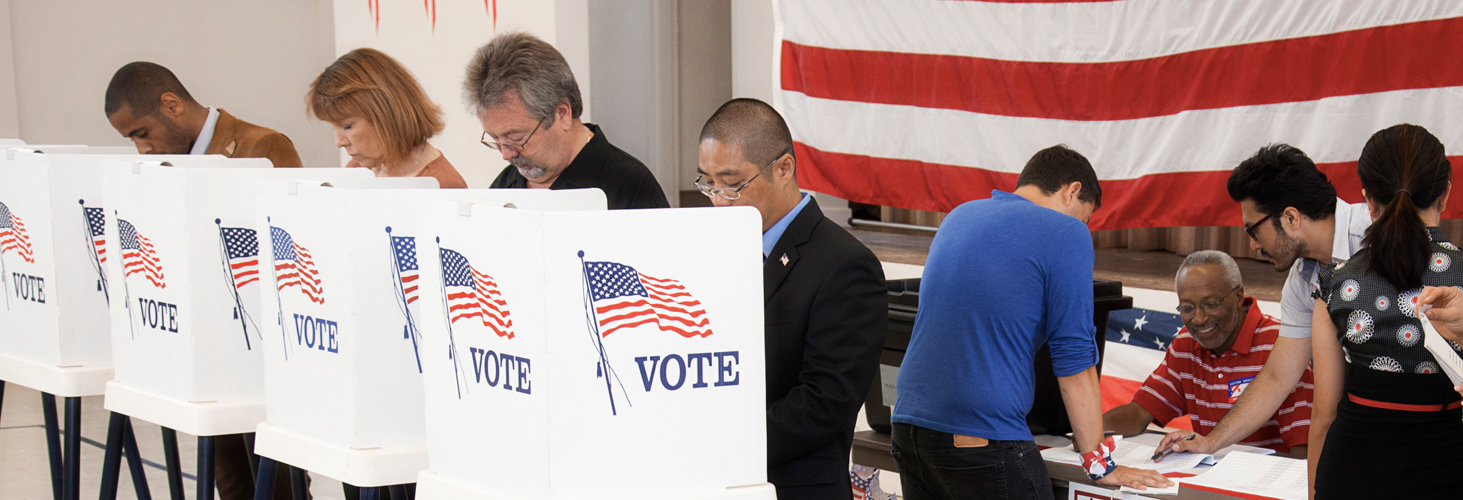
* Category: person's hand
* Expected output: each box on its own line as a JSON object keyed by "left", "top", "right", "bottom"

{"left": 1095, "top": 466, "right": 1173, "bottom": 490}
{"left": 1155, "top": 431, "right": 1215, "bottom": 460}
{"left": 1419, "top": 286, "right": 1463, "bottom": 343}
{"left": 1419, "top": 286, "right": 1463, "bottom": 396}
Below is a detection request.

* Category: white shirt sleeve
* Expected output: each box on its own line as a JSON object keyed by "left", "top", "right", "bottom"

{"left": 1277, "top": 259, "right": 1315, "bottom": 339}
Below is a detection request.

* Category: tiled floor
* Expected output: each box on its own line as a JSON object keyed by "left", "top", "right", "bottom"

{"left": 0, "top": 383, "right": 347, "bottom": 500}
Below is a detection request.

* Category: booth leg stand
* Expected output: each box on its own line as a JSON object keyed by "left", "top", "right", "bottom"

{"left": 198, "top": 435, "right": 217, "bottom": 500}
{"left": 251, "top": 456, "right": 279, "bottom": 500}
{"left": 160, "top": 428, "right": 185, "bottom": 500}
{"left": 388, "top": 484, "right": 409, "bottom": 500}
{"left": 99, "top": 413, "right": 155, "bottom": 500}
{"left": 290, "top": 467, "right": 308, "bottom": 500}
{"left": 61, "top": 397, "right": 81, "bottom": 500}
{"left": 39, "top": 392, "right": 63, "bottom": 500}
{"left": 242, "top": 432, "right": 261, "bottom": 481}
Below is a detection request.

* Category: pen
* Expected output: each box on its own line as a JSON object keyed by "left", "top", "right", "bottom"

{"left": 1147, "top": 433, "right": 1196, "bottom": 463}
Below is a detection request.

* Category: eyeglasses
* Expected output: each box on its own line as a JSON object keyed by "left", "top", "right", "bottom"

{"left": 1243, "top": 213, "right": 1275, "bottom": 241}
{"left": 1176, "top": 286, "right": 1241, "bottom": 317}
{"left": 481, "top": 121, "right": 542, "bottom": 153}
{"left": 694, "top": 148, "right": 792, "bottom": 201}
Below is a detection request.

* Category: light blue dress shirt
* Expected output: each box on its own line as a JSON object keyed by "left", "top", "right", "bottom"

{"left": 189, "top": 107, "right": 220, "bottom": 155}
{"left": 762, "top": 192, "right": 811, "bottom": 258}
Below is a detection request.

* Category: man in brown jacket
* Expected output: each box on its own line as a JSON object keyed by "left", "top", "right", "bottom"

{"left": 103, "top": 61, "right": 302, "bottom": 498}
{"left": 105, "top": 61, "right": 302, "bottom": 167}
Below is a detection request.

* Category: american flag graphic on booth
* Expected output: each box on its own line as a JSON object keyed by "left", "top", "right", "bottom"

{"left": 117, "top": 219, "right": 165, "bottom": 288}
{"left": 85, "top": 207, "right": 107, "bottom": 264}
{"left": 585, "top": 261, "right": 712, "bottom": 338}
{"left": 440, "top": 247, "right": 513, "bottom": 339}
{"left": 392, "top": 236, "right": 420, "bottom": 304}
{"left": 270, "top": 226, "right": 324, "bottom": 304}
{"left": 221, "top": 227, "right": 260, "bottom": 288}
{"left": 0, "top": 202, "right": 34, "bottom": 263}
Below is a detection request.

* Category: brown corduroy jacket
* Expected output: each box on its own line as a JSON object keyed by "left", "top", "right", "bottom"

{"left": 204, "top": 109, "right": 302, "bottom": 168}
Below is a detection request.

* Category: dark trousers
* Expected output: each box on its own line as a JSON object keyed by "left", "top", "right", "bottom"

{"left": 890, "top": 423, "right": 1053, "bottom": 500}
{"left": 215, "top": 434, "right": 303, "bottom": 500}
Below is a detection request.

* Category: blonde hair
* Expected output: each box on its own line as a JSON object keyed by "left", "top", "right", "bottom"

{"left": 307, "top": 48, "right": 444, "bottom": 166}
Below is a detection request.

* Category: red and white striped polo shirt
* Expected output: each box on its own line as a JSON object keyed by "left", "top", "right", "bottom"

{"left": 1131, "top": 298, "right": 1313, "bottom": 452}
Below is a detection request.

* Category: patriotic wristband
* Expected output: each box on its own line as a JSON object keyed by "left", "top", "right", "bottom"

{"left": 1081, "top": 435, "right": 1121, "bottom": 481}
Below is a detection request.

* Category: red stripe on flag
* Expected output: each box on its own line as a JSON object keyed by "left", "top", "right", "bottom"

{"left": 781, "top": 17, "right": 1463, "bottom": 121}
{"left": 794, "top": 142, "right": 1463, "bottom": 230}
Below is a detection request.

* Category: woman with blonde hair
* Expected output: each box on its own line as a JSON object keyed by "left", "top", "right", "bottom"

{"left": 307, "top": 47, "right": 467, "bottom": 188}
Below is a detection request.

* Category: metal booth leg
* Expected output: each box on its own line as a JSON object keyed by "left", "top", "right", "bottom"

{"left": 121, "top": 417, "right": 153, "bottom": 499}
{"left": 252, "top": 456, "right": 279, "bottom": 500}
{"left": 99, "top": 413, "right": 128, "bottom": 500}
{"left": 62, "top": 397, "right": 81, "bottom": 500}
{"left": 290, "top": 466, "right": 308, "bottom": 500}
{"left": 198, "top": 435, "right": 217, "bottom": 500}
{"left": 42, "top": 393, "right": 62, "bottom": 500}
{"left": 161, "top": 427, "right": 185, "bottom": 500}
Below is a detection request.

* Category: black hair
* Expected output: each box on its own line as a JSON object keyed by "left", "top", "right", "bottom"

{"left": 1015, "top": 145, "right": 1102, "bottom": 208}
{"left": 1226, "top": 145, "right": 1337, "bottom": 227}
{"left": 1357, "top": 124, "right": 1451, "bottom": 290}
{"left": 104, "top": 62, "right": 196, "bottom": 117}
{"left": 699, "top": 98, "right": 796, "bottom": 169}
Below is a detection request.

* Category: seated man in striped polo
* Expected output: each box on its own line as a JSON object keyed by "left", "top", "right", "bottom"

{"left": 1103, "top": 250, "right": 1312, "bottom": 457}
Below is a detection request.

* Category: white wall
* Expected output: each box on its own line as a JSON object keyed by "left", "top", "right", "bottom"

{"left": 1, "top": 0, "right": 338, "bottom": 165}
{"left": 678, "top": 1, "right": 734, "bottom": 198}
{"left": 732, "top": 0, "right": 777, "bottom": 104}
{"left": 588, "top": 0, "right": 679, "bottom": 205}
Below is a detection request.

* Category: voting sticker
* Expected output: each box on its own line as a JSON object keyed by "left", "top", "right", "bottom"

{"left": 1228, "top": 375, "right": 1255, "bottom": 404}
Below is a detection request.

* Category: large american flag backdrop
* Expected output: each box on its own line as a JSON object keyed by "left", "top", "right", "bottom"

{"left": 778, "top": 1, "right": 1463, "bottom": 230}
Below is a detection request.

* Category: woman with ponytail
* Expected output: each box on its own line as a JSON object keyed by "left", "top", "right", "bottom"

{"left": 1310, "top": 124, "right": 1459, "bottom": 498}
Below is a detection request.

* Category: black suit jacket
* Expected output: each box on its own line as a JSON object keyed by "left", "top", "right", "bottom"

{"left": 764, "top": 198, "right": 887, "bottom": 497}
{"left": 489, "top": 123, "right": 670, "bottom": 210}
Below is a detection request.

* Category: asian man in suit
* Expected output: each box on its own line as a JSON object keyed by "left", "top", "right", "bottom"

{"left": 697, "top": 98, "right": 887, "bottom": 499}
{"left": 105, "top": 61, "right": 302, "bottom": 168}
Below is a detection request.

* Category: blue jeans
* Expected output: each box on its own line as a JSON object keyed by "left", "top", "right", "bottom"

{"left": 890, "top": 423, "right": 1054, "bottom": 500}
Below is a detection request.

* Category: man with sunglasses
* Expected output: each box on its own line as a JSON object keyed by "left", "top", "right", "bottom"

{"left": 697, "top": 98, "right": 886, "bottom": 499}
{"left": 464, "top": 32, "right": 669, "bottom": 209}
{"left": 1103, "top": 251, "right": 1312, "bottom": 457}
{"left": 1156, "top": 144, "right": 1368, "bottom": 458}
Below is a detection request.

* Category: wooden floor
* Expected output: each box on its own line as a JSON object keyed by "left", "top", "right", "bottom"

{"left": 848, "top": 226, "right": 1287, "bottom": 302}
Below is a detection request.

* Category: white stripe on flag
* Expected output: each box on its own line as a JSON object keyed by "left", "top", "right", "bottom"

{"left": 780, "top": 88, "right": 1463, "bottom": 180}
{"left": 781, "top": 0, "right": 1463, "bottom": 63}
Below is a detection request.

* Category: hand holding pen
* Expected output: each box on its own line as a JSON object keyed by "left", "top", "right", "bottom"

{"left": 1148, "top": 433, "right": 1196, "bottom": 463}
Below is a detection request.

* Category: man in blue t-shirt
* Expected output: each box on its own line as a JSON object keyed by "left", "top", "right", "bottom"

{"left": 891, "top": 146, "right": 1170, "bottom": 499}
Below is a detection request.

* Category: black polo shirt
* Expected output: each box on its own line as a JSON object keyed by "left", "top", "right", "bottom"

{"left": 488, "top": 124, "right": 670, "bottom": 210}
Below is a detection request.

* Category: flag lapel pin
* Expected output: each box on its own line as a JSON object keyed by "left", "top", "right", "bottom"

{"left": 779, "top": 253, "right": 789, "bottom": 266}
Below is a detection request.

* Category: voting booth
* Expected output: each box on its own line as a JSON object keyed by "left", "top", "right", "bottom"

{"left": 252, "top": 183, "right": 608, "bottom": 487}
{"left": 101, "top": 163, "right": 373, "bottom": 436}
{"left": 411, "top": 201, "right": 775, "bottom": 500}
{"left": 0, "top": 147, "right": 206, "bottom": 396}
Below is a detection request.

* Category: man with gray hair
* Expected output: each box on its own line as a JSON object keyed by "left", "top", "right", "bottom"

{"left": 1102, "top": 250, "right": 1312, "bottom": 457}
{"left": 465, "top": 32, "right": 669, "bottom": 209}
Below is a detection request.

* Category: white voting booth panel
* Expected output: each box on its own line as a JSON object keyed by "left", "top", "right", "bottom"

{"left": 253, "top": 184, "right": 608, "bottom": 486}
{"left": 102, "top": 164, "right": 373, "bottom": 435}
{"left": 413, "top": 201, "right": 772, "bottom": 500}
{"left": 0, "top": 139, "right": 24, "bottom": 146}
{"left": 0, "top": 149, "right": 219, "bottom": 396}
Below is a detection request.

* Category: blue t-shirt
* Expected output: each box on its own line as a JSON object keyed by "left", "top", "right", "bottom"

{"left": 892, "top": 190, "right": 1099, "bottom": 441}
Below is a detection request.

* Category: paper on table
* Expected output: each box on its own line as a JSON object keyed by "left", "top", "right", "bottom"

{"left": 1183, "top": 451, "right": 1307, "bottom": 500}
{"left": 1039, "top": 440, "right": 1216, "bottom": 474}
{"left": 1212, "top": 443, "right": 1276, "bottom": 460}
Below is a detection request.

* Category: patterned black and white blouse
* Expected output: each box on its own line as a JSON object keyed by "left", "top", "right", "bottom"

{"left": 1316, "top": 227, "right": 1463, "bottom": 376}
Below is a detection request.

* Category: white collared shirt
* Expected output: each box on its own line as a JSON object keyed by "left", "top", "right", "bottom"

{"left": 189, "top": 107, "right": 220, "bottom": 155}
{"left": 1277, "top": 198, "right": 1371, "bottom": 338}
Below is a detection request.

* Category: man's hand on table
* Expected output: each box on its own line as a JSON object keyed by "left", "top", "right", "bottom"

{"left": 1096, "top": 466, "right": 1173, "bottom": 490}
{"left": 1155, "top": 431, "right": 1218, "bottom": 460}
